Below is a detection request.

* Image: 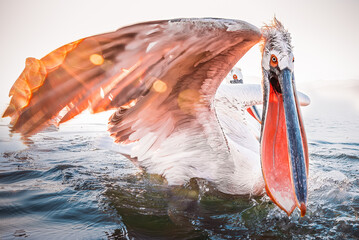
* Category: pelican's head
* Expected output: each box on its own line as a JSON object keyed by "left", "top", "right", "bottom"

{"left": 260, "top": 18, "right": 309, "bottom": 216}
{"left": 225, "top": 67, "right": 243, "bottom": 84}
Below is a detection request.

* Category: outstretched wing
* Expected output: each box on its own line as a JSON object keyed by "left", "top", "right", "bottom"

{"left": 4, "top": 18, "right": 261, "bottom": 187}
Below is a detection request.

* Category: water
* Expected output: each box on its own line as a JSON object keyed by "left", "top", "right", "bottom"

{"left": 0, "top": 90, "right": 359, "bottom": 239}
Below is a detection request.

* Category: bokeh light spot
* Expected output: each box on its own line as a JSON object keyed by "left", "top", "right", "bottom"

{"left": 153, "top": 79, "right": 167, "bottom": 93}
{"left": 177, "top": 89, "right": 201, "bottom": 115}
{"left": 90, "top": 54, "right": 104, "bottom": 65}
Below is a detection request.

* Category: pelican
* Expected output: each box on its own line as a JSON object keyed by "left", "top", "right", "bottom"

{"left": 3, "top": 18, "right": 309, "bottom": 216}
{"left": 226, "top": 67, "right": 244, "bottom": 84}
{"left": 224, "top": 67, "right": 262, "bottom": 123}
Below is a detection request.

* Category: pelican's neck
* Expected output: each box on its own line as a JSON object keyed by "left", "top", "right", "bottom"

{"left": 213, "top": 83, "right": 265, "bottom": 195}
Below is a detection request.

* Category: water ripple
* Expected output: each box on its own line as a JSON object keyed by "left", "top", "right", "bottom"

{"left": 0, "top": 119, "right": 358, "bottom": 239}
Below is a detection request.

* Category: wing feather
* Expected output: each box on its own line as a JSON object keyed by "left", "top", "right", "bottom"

{"left": 4, "top": 18, "right": 262, "bottom": 188}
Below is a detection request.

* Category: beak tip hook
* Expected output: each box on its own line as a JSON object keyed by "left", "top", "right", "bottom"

{"left": 300, "top": 202, "right": 307, "bottom": 217}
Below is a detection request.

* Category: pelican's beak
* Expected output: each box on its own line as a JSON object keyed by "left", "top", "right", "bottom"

{"left": 247, "top": 105, "right": 262, "bottom": 124}
{"left": 261, "top": 68, "right": 309, "bottom": 216}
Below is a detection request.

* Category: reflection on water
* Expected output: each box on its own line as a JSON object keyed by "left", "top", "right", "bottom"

{"left": 0, "top": 101, "right": 359, "bottom": 239}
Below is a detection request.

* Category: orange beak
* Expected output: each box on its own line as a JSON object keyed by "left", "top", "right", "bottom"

{"left": 261, "top": 69, "right": 309, "bottom": 216}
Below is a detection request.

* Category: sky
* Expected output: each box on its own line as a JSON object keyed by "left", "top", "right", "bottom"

{"left": 0, "top": 0, "right": 358, "bottom": 117}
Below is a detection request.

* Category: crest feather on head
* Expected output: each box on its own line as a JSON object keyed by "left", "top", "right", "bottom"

{"left": 260, "top": 17, "right": 293, "bottom": 54}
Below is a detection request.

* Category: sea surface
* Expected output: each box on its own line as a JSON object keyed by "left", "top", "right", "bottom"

{"left": 0, "top": 86, "right": 358, "bottom": 239}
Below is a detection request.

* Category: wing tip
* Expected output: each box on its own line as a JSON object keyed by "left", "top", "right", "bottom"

{"left": 3, "top": 57, "right": 46, "bottom": 118}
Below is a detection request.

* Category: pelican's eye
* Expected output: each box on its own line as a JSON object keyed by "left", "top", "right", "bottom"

{"left": 292, "top": 57, "right": 295, "bottom": 62}
{"left": 270, "top": 55, "right": 278, "bottom": 68}
{"left": 233, "top": 74, "right": 238, "bottom": 80}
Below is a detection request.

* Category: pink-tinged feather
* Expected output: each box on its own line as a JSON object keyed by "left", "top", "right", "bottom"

{"left": 3, "top": 18, "right": 262, "bottom": 193}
